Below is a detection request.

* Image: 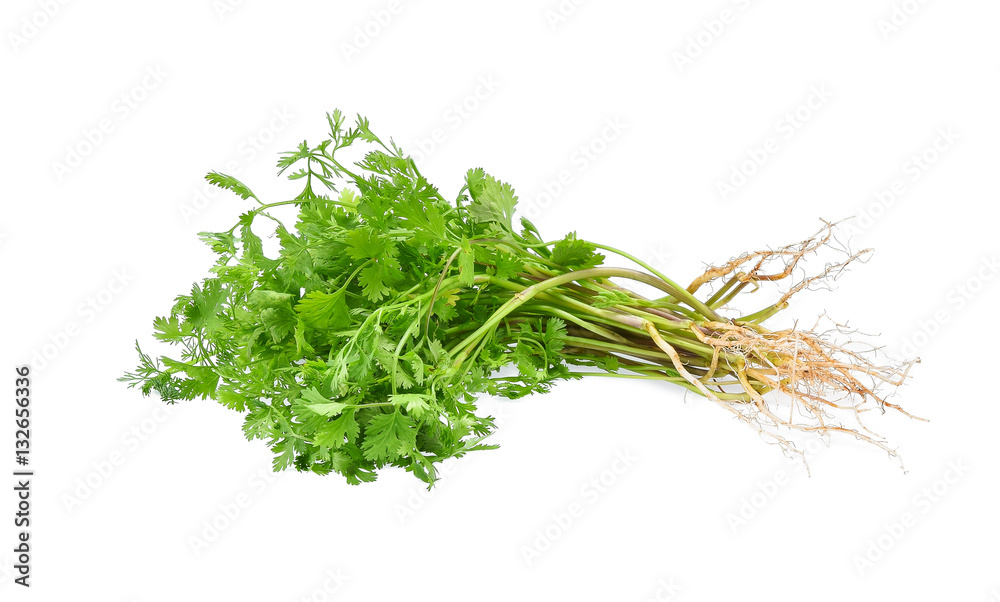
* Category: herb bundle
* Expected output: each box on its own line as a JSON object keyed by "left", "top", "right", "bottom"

{"left": 121, "top": 111, "right": 917, "bottom": 486}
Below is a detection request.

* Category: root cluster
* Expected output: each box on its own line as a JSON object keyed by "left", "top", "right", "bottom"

{"left": 646, "top": 220, "right": 921, "bottom": 470}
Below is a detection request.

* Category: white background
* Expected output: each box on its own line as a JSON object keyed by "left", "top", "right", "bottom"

{"left": 2, "top": 0, "right": 999, "bottom": 600}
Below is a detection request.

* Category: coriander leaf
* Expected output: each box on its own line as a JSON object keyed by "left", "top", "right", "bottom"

{"left": 238, "top": 213, "right": 263, "bottom": 259}
{"left": 185, "top": 279, "right": 228, "bottom": 333}
{"left": 249, "top": 289, "right": 295, "bottom": 310}
{"left": 198, "top": 231, "right": 237, "bottom": 257}
{"left": 355, "top": 116, "right": 379, "bottom": 143}
{"left": 260, "top": 306, "right": 297, "bottom": 343}
{"left": 467, "top": 173, "right": 518, "bottom": 229}
{"left": 542, "top": 317, "right": 568, "bottom": 354}
{"left": 277, "top": 225, "right": 314, "bottom": 275}
{"left": 205, "top": 171, "right": 258, "bottom": 201}
{"left": 271, "top": 437, "right": 301, "bottom": 471}
{"left": 313, "top": 409, "right": 359, "bottom": 448}
{"left": 301, "top": 387, "right": 349, "bottom": 416}
{"left": 294, "top": 317, "right": 315, "bottom": 356}
{"left": 550, "top": 232, "right": 605, "bottom": 270}
{"left": 345, "top": 228, "right": 387, "bottom": 260}
{"left": 295, "top": 289, "right": 351, "bottom": 330}
{"left": 493, "top": 250, "right": 524, "bottom": 280}
{"left": 217, "top": 388, "right": 248, "bottom": 412}
{"left": 361, "top": 410, "right": 417, "bottom": 462}
{"left": 458, "top": 238, "right": 475, "bottom": 287}
{"left": 389, "top": 393, "right": 434, "bottom": 419}
{"left": 152, "top": 316, "right": 186, "bottom": 343}
{"left": 358, "top": 263, "right": 393, "bottom": 302}
{"left": 242, "top": 408, "right": 275, "bottom": 441}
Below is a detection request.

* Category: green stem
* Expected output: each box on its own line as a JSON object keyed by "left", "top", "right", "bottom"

{"left": 448, "top": 267, "right": 683, "bottom": 369}
{"left": 588, "top": 242, "right": 723, "bottom": 320}
{"left": 706, "top": 274, "right": 741, "bottom": 308}
{"left": 739, "top": 302, "right": 788, "bottom": 324}
{"left": 517, "top": 302, "right": 632, "bottom": 344}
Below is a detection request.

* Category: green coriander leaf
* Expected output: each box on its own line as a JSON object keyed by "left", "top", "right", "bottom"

{"left": 152, "top": 316, "right": 186, "bottom": 343}
{"left": 301, "top": 387, "right": 349, "bottom": 416}
{"left": 358, "top": 263, "right": 393, "bottom": 301}
{"left": 271, "top": 437, "right": 301, "bottom": 471}
{"left": 198, "top": 231, "right": 237, "bottom": 257}
{"left": 362, "top": 410, "right": 417, "bottom": 462}
{"left": 543, "top": 317, "right": 568, "bottom": 354}
{"left": 338, "top": 188, "right": 359, "bottom": 213}
{"left": 205, "top": 171, "right": 258, "bottom": 201}
{"left": 356, "top": 116, "right": 379, "bottom": 143}
{"left": 185, "top": 280, "right": 228, "bottom": 333}
{"left": 390, "top": 393, "right": 434, "bottom": 419}
{"left": 467, "top": 173, "right": 518, "bottom": 229}
{"left": 294, "top": 317, "right": 315, "bottom": 356}
{"left": 242, "top": 408, "right": 276, "bottom": 441}
{"left": 493, "top": 251, "right": 524, "bottom": 280}
{"left": 249, "top": 289, "right": 295, "bottom": 310}
{"left": 295, "top": 289, "right": 351, "bottom": 330}
{"left": 238, "top": 213, "right": 263, "bottom": 259}
{"left": 458, "top": 238, "right": 475, "bottom": 287}
{"left": 313, "top": 409, "right": 359, "bottom": 448}
{"left": 550, "top": 232, "right": 605, "bottom": 270}
{"left": 276, "top": 225, "right": 314, "bottom": 275}
{"left": 217, "top": 388, "right": 248, "bottom": 412}
{"left": 345, "top": 228, "right": 386, "bottom": 260}
{"left": 260, "top": 306, "right": 297, "bottom": 343}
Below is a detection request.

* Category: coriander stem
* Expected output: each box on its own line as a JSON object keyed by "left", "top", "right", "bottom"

{"left": 588, "top": 242, "right": 723, "bottom": 321}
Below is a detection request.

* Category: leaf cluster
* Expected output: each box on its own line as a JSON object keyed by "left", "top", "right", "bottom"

{"left": 121, "top": 111, "right": 604, "bottom": 486}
